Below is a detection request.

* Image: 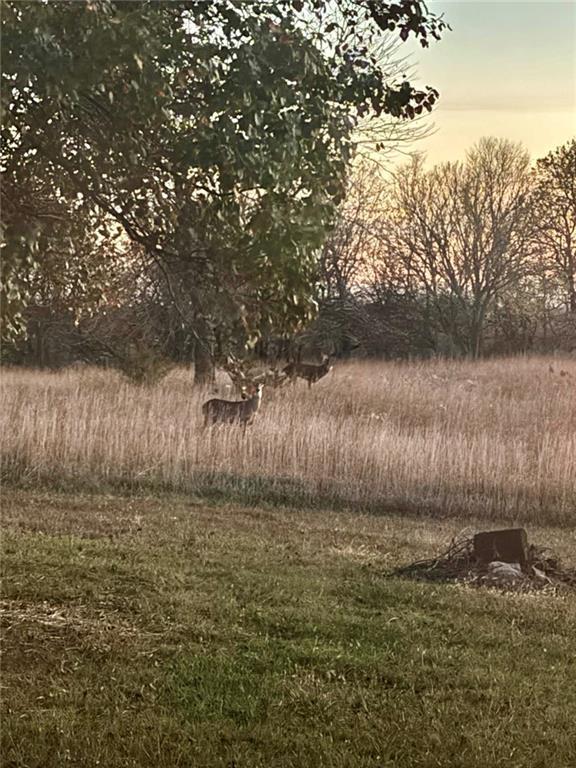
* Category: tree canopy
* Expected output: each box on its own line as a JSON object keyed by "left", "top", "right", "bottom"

{"left": 1, "top": 0, "right": 448, "bottom": 377}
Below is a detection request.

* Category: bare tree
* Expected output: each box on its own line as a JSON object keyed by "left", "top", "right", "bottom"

{"left": 382, "top": 137, "right": 534, "bottom": 357}
{"left": 531, "top": 139, "right": 576, "bottom": 313}
{"left": 315, "top": 162, "right": 393, "bottom": 355}
{"left": 320, "top": 161, "right": 388, "bottom": 301}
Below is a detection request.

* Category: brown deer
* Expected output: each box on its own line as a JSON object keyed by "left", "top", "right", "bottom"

{"left": 283, "top": 354, "right": 333, "bottom": 388}
{"left": 202, "top": 383, "right": 263, "bottom": 430}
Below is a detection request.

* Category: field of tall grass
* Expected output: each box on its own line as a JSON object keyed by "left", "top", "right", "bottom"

{"left": 2, "top": 356, "right": 575, "bottom": 524}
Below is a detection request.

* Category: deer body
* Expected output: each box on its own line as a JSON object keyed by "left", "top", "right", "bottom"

{"left": 283, "top": 356, "right": 333, "bottom": 388}
{"left": 202, "top": 384, "right": 263, "bottom": 429}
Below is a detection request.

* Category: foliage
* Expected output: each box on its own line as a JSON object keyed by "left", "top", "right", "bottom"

{"left": 1, "top": 0, "right": 447, "bottom": 370}
{"left": 1, "top": 176, "right": 127, "bottom": 344}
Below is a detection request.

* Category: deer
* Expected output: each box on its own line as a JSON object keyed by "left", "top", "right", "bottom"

{"left": 202, "top": 383, "right": 263, "bottom": 431}
{"left": 282, "top": 354, "right": 333, "bottom": 388}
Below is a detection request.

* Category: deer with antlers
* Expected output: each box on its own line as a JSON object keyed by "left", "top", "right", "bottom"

{"left": 221, "top": 355, "right": 290, "bottom": 395}
{"left": 283, "top": 354, "right": 333, "bottom": 388}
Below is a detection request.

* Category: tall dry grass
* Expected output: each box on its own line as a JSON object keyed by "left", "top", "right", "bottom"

{"left": 1, "top": 356, "right": 575, "bottom": 524}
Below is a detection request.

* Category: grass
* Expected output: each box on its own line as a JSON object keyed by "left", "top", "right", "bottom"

{"left": 2, "top": 488, "right": 576, "bottom": 767}
{"left": 1, "top": 355, "right": 576, "bottom": 524}
{"left": 2, "top": 356, "right": 575, "bottom": 765}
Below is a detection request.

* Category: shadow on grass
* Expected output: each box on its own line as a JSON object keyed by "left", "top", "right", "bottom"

{"left": 0, "top": 464, "right": 462, "bottom": 519}
{"left": 2, "top": 461, "right": 572, "bottom": 527}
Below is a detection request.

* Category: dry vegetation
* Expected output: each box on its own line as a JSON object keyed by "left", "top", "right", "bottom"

{"left": 2, "top": 356, "right": 575, "bottom": 524}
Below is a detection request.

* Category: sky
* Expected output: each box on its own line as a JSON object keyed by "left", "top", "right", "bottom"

{"left": 399, "top": 0, "right": 575, "bottom": 164}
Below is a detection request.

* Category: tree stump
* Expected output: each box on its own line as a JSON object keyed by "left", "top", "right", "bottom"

{"left": 473, "top": 528, "right": 528, "bottom": 567}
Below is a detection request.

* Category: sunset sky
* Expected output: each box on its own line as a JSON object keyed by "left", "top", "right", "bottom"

{"left": 402, "top": 0, "right": 575, "bottom": 164}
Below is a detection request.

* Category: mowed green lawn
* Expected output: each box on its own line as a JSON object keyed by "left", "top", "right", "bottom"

{"left": 2, "top": 489, "right": 576, "bottom": 768}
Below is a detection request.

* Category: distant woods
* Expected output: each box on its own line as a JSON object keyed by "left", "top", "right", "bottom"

{"left": 316, "top": 137, "right": 576, "bottom": 359}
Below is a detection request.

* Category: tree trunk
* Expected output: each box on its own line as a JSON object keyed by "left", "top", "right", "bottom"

{"left": 193, "top": 331, "right": 215, "bottom": 387}
{"left": 470, "top": 327, "right": 483, "bottom": 359}
{"left": 569, "top": 274, "right": 576, "bottom": 313}
{"left": 470, "top": 304, "right": 486, "bottom": 359}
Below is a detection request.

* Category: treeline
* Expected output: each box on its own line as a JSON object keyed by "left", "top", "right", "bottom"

{"left": 5, "top": 136, "right": 574, "bottom": 376}
{"left": 312, "top": 137, "right": 576, "bottom": 360}
{"left": 1, "top": 2, "right": 574, "bottom": 378}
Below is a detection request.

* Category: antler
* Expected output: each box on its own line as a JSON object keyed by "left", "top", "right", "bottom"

{"left": 220, "top": 355, "right": 290, "bottom": 391}
{"left": 252, "top": 367, "right": 291, "bottom": 389}
{"left": 221, "top": 355, "right": 250, "bottom": 394}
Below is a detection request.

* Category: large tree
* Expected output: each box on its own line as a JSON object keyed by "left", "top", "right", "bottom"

{"left": 377, "top": 138, "right": 534, "bottom": 357}
{"left": 1, "top": 0, "right": 447, "bottom": 380}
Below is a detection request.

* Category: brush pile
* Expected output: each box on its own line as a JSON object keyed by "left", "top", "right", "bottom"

{"left": 393, "top": 529, "right": 576, "bottom": 593}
